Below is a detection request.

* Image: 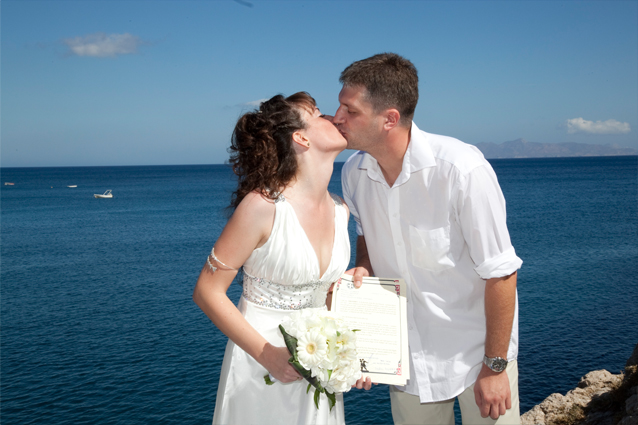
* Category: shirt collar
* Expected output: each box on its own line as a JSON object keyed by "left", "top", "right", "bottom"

{"left": 357, "top": 121, "right": 436, "bottom": 187}
{"left": 407, "top": 121, "right": 437, "bottom": 172}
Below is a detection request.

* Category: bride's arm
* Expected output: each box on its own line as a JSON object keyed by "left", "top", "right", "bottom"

{"left": 193, "top": 193, "right": 300, "bottom": 383}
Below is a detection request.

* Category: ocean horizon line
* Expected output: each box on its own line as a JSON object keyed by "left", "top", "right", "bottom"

{"left": 2, "top": 154, "right": 637, "bottom": 170}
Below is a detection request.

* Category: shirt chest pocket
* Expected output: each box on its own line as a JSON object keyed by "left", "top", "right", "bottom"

{"left": 409, "top": 225, "right": 455, "bottom": 272}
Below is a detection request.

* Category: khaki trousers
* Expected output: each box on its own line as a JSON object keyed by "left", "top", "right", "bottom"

{"left": 390, "top": 360, "right": 520, "bottom": 425}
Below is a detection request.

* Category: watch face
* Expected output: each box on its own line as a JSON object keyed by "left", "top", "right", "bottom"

{"left": 492, "top": 358, "right": 507, "bottom": 372}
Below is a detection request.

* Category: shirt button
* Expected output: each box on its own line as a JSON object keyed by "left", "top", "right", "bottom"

{"left": 393, "top": 213, "right": 398, "bottom": 218}
{"left": 397, "top": 242, "right": 402, "bottom": 246}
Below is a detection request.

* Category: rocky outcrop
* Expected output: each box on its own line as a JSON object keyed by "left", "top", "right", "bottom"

{"left": 473, "top": 138, "right": 638, "bottom": 159}
{"left": 522, "top": 343, "right": 638, "bottom": 425}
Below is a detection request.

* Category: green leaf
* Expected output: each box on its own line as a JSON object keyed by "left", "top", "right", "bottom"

{"left": 306, "top": 383, "right": 312, "bottom": 394}
{"left": 314, "top": 388, "right": 321, "bottom": 409}
{"left": 288, "top": 359, "right": 326, "bottom": 393}
{"left": 326, "top": 391, "right": 336, "bottom": 411}
{"left": 263, "top": 374, "right": 276, "bottom": 386}
{"left": 279, "top": 325, "right": 299, "bottom": 362}
{"left": 327, "top": 369, "right": 332, "bottom": 380}
{"left": 278, "top": 324, "right": 328, "bottom": 398}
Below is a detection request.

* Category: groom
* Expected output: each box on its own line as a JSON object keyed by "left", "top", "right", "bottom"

{"left": 337, "top": 53, "right": 523, "bottom": 424}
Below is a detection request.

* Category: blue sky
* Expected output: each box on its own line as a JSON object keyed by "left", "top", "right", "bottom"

{"left": 2, "top": 0, "right": 637, "bottom": 167}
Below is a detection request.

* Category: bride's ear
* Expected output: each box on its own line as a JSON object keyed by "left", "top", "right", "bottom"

{"left": 292, "top": 131, "right": 310, "bottom": 148}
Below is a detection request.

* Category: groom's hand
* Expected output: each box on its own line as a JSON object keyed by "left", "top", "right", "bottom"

{"left": 473, "top": 364, "right": 511, "bottom": 419}
{"left": 344, "top": 266, "right": 370, "bottom": 289}
{"left": 345, "top": 236, "right": 374, "bottom": 288}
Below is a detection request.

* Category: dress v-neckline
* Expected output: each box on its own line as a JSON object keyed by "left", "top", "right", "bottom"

{"left": 281, "top": 195, "right": 337, "bottom": 280}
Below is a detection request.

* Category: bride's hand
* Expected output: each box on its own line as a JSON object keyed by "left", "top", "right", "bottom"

{"left": 260, "top": 343, "right": 301, "bottom": 383}
{"left": 352, "top": 375, "right": 374, "bottom": 390}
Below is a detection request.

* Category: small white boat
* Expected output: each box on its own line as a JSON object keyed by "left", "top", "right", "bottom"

{"left": 4, "top": 182, "right": 15, "bottom": 186}
{"left": 94, "top": 190, "right": 113, "bottom": 199}
{"left": 67, "top": 185, "right": 77, "bottom": 188}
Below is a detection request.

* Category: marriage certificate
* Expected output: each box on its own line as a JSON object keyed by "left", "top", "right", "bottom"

{"left": 331, "top": 274, "right": 409, "bottom": 386}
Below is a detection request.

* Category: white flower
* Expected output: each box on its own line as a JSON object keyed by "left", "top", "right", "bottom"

{"left": 336, "top": 329, "right": 356, "bottom": 349}
{"left": 326, "top": 361, "right": 362, "bottom": 393}
{"left": 281, "top": 311, "right": 309, "bottom": 337}
{"left": 297, "top": 329, "right": 328, "bottom": 369}
{"left": 320, "top": 314, "right": 339, "bottom": 334}
{"left": 304, "top": 312, "right": 324, "bottom": 331}
{"left": 310, "top": 365, "right": 329, "bottom": 382}
{"left": 272, "top": 310, "right": 362, "bottom": 406}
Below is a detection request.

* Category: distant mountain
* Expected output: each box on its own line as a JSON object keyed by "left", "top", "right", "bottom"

{"left": 473, "top": 138, "right": 637, "bottom": 159}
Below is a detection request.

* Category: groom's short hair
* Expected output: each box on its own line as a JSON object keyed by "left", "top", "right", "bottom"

{"left": 340, "top": 53, "right": 418, "bottom": 127}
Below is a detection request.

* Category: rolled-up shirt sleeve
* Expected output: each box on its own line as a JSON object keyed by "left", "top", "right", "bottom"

{"left": 455, "top": 163, "right": 523, "bottom": 280}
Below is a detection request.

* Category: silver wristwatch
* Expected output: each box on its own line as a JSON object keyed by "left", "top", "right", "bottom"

{"left": 483, "top": 355, "right": 508, "bottom": 373}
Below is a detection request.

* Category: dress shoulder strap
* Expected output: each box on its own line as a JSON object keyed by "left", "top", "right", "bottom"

{"left": 329, "top": 192, "right": 345, "bottom": 207}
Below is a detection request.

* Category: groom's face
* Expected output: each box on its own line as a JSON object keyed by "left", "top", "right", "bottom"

{"left": 333, "top": 85, "right": 385, "bottom": 152}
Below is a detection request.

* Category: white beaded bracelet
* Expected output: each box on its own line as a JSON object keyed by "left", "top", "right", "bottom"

{"left": 207, "top": 247, "right": 238, "bottom": 272}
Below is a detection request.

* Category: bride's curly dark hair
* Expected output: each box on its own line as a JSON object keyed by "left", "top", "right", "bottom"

{"left": 228, "top": 92, "right": 316, "bottom": 209}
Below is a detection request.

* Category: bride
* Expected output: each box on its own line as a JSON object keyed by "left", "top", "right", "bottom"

{"left": 194, "top": 92, "right": 352, "bottom": 424}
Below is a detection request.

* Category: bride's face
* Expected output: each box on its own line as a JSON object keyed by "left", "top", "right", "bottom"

{"left": 300, "top": 107, "right": 347, "bottom": 153}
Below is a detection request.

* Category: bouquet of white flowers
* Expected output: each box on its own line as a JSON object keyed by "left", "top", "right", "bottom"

{"left": 264, "top": 309, "right": 362, "bottom": 410}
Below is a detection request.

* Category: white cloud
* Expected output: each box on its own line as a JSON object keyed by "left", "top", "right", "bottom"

{"left": 567, "top": 117, "right": 631, "bottom": 135}
{"left": 63, "top": 33, "right": 144, "bottom": 58}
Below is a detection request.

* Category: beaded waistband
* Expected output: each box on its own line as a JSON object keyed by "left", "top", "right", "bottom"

{"left": 242, "top": 270, "right": 331, "bottom": 310}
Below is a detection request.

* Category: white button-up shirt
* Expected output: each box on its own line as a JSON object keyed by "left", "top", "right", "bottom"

{"left": 341, "top": 122, "right": 523, "bottom": 402}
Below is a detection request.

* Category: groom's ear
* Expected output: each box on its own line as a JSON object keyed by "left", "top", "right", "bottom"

{"left": 382, "top": 109, "right": 400, "bottom": 131}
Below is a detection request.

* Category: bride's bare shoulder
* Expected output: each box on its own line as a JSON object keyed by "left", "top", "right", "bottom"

{"left": 231, "top": 191, "right": 276, "bottom": 224}
{"left": 223, "top": 192, "right": 277, "bottom": 246}
{"left": 239, "top": 191, "right": 277, "bottom": 208}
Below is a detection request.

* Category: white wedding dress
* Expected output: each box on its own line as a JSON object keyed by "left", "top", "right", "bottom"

{"left": 212, "top": 194, "right": 350, "bottom": 425}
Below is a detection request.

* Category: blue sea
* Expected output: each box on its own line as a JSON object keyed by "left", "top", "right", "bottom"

{"left": 2, "top": 156, "right": 637, "bottom": 424}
